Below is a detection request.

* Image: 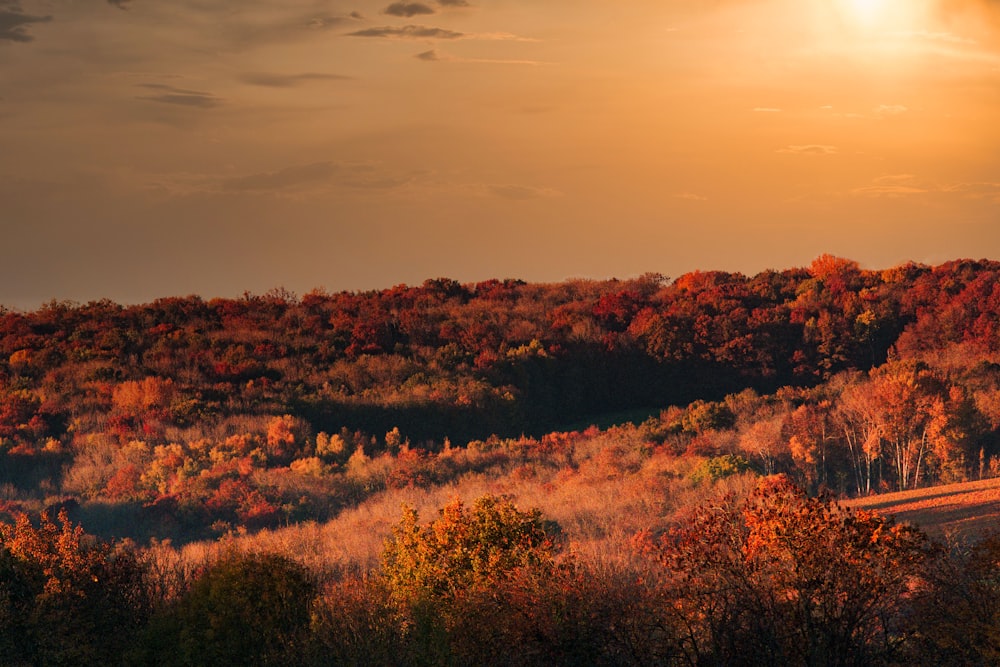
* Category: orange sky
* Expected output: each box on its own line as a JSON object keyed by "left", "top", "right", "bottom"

{"left": 1, "top": 0, "right": 998, "bottom": 308}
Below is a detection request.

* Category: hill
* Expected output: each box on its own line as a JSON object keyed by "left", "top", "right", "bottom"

{"left": 848, "top": 476, "right": 1000, "bottom": 540}
{"left": 1, "top": 254, "right": 1000, "bottom": 544}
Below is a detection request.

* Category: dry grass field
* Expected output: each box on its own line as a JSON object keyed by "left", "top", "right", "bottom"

{"left": 847, "top": 477, "right": 1000, "bottom": 540}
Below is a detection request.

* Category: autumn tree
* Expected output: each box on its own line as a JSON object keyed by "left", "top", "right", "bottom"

{"left": 382, "top": 494, "right": 561, "bottom": 604}
{"left": 658, "top": 476, "right": 931, "bottom": 666}
{"left": 912, "top": 533, "right": 1000, "bottom": 664}
{"left": 0, "top": 509, "right": 148, "bottom": 665}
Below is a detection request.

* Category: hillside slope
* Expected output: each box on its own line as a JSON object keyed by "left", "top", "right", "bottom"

{"left": 848, "top": 477, "right": 1000, "bottom": 539}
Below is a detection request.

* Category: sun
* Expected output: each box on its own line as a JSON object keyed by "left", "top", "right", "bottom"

{"left": 843, "top": 0, "right": 888, "bottom": 27}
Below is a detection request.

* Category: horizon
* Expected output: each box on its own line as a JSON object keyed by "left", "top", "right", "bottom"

{"left": 1, "top": 254, "right": 989, "bottom": 313}
{"left": 2, "top": 0, "right": 999, "bottom": 310}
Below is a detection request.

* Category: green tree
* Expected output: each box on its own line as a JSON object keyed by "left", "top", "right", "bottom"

{"left": 136, "top": 551, "right": 315, "bottom": 666}
{"left": 382, "top": 495, "right": 561, "bottom": 604}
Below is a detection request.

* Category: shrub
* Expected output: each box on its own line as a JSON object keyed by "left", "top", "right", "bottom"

{"left": 689, "top": 453, "right": 753, "bottom": 484}
{"left": 658, "top": 475, "right": 932, "bottom": 666}
{"left": 136, "top": 551, "right": 315, "bottom": 666}
{"left": 382, "top": 494, "right": 561, "bottom": 604}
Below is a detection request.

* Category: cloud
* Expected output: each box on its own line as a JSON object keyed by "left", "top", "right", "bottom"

{"left": 853, "top": 174, "right": 927, "bottom": 197}
{"left": 384, "top": 2, "right": 435, "bottom": 17}
{"left": 438, "top": 0, "right": 470, "bottom": 5}
{"left": 239, "top": 72, "right": 351, "bottom": 87}
{"left": 347, "top": 24, "right": 463, "bottom": 39}
{"left": 414, "top": 48, "right": 546, "bottom": 65}
{"left": 874, "top": 104, "right": 908, "bottom": 117}
{"left": 894, "top": 30, "right": 978, "bottom": 45}
{"left": 674, "top": 192, "right": 709, "bottom": 201}
{"left": 221, "top": 162, "right": 339, "bottom": 193}
{"left": 0, "top": 1, "right": 52, "bottom": 42}
{"left": 187, "top": 161, "right": 412, "bottom": 196}
{"left": 943, "top": 181, "right": 1000, "bottom": 202}
{"left": 307, "top": 14, "right": 361, "bottom": 30}
{"left": 107, "top": 0, "right": 132, "bottom": 9}
{"left": 777, "top": 144, "right": 838, "bottom": 155}
{"left": 486, "top": 184, "right": 560, "bottom": 200}
{"left": 752, "top": 107, "right": 782, "bottom": 113}
{"left": 854, "top": 175, "right": 1000, "bottom": 202}
{"left": 135, "top": 84, "right": 222, "bottom": 109}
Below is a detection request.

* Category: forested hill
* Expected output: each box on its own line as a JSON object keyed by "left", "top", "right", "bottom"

{"left": 3, "top": 256, "right": 997, "bottom": 447}
{"left": 2, "top": 255, "right": 1000, "bottom": 540}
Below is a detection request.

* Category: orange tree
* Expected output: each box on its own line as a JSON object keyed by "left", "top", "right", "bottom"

{"left": 658, "top": 475, "right": 933, "bottom": 666}
{"left": 0, "top": 509, "right": 148, "bottom": 665}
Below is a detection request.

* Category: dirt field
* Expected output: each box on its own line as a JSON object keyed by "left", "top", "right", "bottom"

{"left": 846, "top": 477, "right": 1000, "bottom": 541}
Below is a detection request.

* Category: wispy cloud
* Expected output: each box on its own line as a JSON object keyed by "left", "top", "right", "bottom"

{"left": 135, "top": 83, "right": 221, "bottom": 109}
{"left": 852, "top": 175, "right": 1000, "bottom": 202}
{"left": 777, "top": 145, "right": 838, "bottom": 155}
{"left": 853, "top": 174, "right": 927, "bottom": 197}
{"left": 485, "top": 184, "right": 561, "bottom": 200}
{"left": 415, "top": 49, "right": 546, "bottom": 65}
{"left": 892, "top": 30, "right": 978, "bottom": 45}
{"left": 851, "top": 174, "right": 1000, "bottom": 203}
{"left": 348, "top": 24, "right": 463, "bottom": 39}
{"left": 222, "top": 162, "right": 340, "bottom": 192}
{"left": 384, "top": 2, "right": 435, "bottom": 17}
{"left": 873, "top": 104, "right": 908, "bottom": 118}
{"left": 149, "top": 161, "right": 414, "bottom": 197}
{"left": 0, "top": 1, "right": 51, "bottom": 42}
{"left": 107, "top": 0, "right": 132, "bottom": 10}
{"left": 753, "top": 107, "right": 782, "bottom": 113}
{"left": 349, "top": 24, "right": 534, "bottom": 42}
{"left": 674, "top": 192, "right": 708, "bottom": 201}
{"left": 943, "top": 181, "right": 1000, "bottom": 202}
{"left": 238, "top": 72, "right": 351, "bottom": 87}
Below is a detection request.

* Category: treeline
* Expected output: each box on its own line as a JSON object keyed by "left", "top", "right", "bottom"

{"left": 4, "top": 255, "right": 999, "bottom": 451}
{"left": 2, "top": 482, "right": 999, "bottom": 666}
{"left": 2, "top": 256, "right": 1000, "bottom": 538}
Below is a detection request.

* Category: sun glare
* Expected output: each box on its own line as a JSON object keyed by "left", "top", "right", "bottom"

{"left": 846, "top": 0, "right": 886, "bottom": 25}
{"left": 833, "top": 0, "right": 927, "bottom": 37}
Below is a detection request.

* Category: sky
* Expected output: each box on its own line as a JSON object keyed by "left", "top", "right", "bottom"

{"left": 1, "top": 0, "right": 999, "bottom": 309}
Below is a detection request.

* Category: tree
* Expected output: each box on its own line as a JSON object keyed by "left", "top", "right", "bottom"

{"left": 658, "top": 476, "right": 931, "bottom": 666}
{"left": 137, "top": 551, "right": 315, "bottom": 666}
{"left": 382, "top": 495, "right": 561, "bottom": 604}
{"left": 0, "top": 509, "right": 148, "bottom": 665}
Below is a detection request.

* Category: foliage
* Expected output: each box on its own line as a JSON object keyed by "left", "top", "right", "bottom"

{"left": 912, "top": 532, "right": 1000, "bottom": 665}
{"left": 689, "top": 454, "right": 754, "bottom": 484}
{"left": 0, "top": 509, "right": 148, "bottom": 666}
{"left": 658, "top": 475, "right": 933, "bottom": 666}
{"left": 135, "top": 551, "right": 315, "bottom": 666}
{"left": 3, "top": 257, "right": 1000, "bottom": 536}
{"left": 382, "top": 494, "right": 561, "bottom": 604}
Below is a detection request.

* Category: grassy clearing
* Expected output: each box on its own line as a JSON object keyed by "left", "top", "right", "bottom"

{"left": 846, "top": 477, "right": 1000, "bottom": 540}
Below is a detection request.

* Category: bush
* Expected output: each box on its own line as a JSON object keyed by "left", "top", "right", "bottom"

{"left": 658, "top": 475, "right": 932, "bottom": 666}
{"left": 0, "top": 509, "right": 148, "bottom": 666}
{"left": 135, "top": 551, "right": 315, "bottom": 666}
{"left": 689, "top": 454, "right": 753, "bottom": 484}
{"left": 382, "top": 494, "right": 562, "bottom": 604}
